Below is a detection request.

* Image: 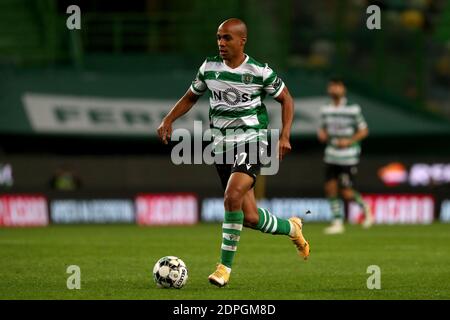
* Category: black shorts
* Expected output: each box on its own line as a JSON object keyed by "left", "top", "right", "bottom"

{"left": 214, "top": 142, "right": 263, "bottom": 190}
{"left": 325, "top": 163, "right": 358, "bottom": 188}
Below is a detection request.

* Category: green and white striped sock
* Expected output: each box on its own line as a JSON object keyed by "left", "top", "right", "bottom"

{"left": 220, "top": 210, "right": 244, "bottom": 269}
{"left": 254, "top": 208, "right": 291, "bottom": 235}
{"left": 354, "top": 191, "right": 370, "bottom": 217}
{"left": 329, "top": 197, "right": 343, "bottom": 220}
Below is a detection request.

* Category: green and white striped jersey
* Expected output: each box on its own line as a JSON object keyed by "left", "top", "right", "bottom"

{"left": 320, "top": 98, "right": 368, "bottom": 165}
{"left": 190, "top": 54, "right": 285, "bottom": 152}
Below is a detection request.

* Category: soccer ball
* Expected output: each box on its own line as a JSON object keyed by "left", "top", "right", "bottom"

{"left": 152, "top": 256, "right": 188, "bottom": 289}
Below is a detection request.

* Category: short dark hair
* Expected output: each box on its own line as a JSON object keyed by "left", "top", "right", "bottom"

{"left": 329, "top": 76, "right": 345, "bottom": 85}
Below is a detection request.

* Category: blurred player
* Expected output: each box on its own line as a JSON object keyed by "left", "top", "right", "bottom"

{"left": 318, "top": 77, "right": 374, "bottom": 234}
{"left": 157, "top": 18, "right": 309, "bottom": 287}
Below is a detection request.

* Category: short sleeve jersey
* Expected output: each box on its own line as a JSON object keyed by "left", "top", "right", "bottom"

{"left": 190, "top": 54, "right": 285, "bottom": 152}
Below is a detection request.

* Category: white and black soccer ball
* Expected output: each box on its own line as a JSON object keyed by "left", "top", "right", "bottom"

{"left": 153, "top": 256, "right": 188, "bottom": 289}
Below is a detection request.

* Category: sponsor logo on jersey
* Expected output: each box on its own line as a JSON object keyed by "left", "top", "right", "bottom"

{"left": 211, "top": 88, "right": 251, "bottom": 106}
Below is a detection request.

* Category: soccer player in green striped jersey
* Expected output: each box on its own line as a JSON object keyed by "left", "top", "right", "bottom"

{"left": 318, "top": 78, "right": 374, "bottom": 234}
{"left": 157, "top": 18, "right": 310, "bottom": 287}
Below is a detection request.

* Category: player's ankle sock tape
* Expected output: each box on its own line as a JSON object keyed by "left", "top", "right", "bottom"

{"left": 221, "top": 210, "right": 244, "bottom": 268}
{"left": 256, "top": 208, "right": 291, "bottom": 235}
{"left": 329, "top": 197, "right": 343, "bottom": 219}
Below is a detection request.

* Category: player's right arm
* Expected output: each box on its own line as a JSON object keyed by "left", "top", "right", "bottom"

{"left": 157, "top": 90, "right": 200, "bottom": 145}
{"left": 317, "top": 128, "right": 328, "bottom": 144}
{"left": 157, "top": 60, "right": 207, "bottom": 144}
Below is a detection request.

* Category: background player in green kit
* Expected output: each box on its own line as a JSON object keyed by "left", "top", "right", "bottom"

{"left": 318, "top": 77, "right": 374, "bottom": 234}
{"left": 157, "top": 18, "right": 310, "bottom": 287}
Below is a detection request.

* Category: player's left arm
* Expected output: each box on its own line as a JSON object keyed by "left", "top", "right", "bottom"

{"left": 274, "top": 86, "right": 294, "bottom": 161}
{"left": 351, "top": 126, "right": 369, "bottom": 143}
{"left": 337, "top": 128, "right": 369, "bottom": 148}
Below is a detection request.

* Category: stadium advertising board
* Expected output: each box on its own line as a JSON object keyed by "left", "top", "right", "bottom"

{"left": 0, "top": 195, "right": 48, "bottom": 227}
{"left": 378, "top": 162, "right": 450, "bottom": 187}
{"left": 201, "top": 198, "right": 335, "bottom": 222}
{"left": 136, "top": 193, "right": 198, "bottom": 225}
{"left": 51, "top": 199, "right": 134, "bottom": 224}
{"left": 22, "top": 93, "right": 321, "bottom": 136}
{"left": 349, "top": 194, "right": 434, "bottom": 224}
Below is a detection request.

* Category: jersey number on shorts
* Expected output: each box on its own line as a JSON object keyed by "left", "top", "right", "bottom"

{"left": 235, "top": 152, "right": 248, "bottom": 166}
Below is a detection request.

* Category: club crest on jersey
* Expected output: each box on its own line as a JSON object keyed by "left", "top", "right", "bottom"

{"left": 242, "top": 73, "right": 253, "bottom": 85}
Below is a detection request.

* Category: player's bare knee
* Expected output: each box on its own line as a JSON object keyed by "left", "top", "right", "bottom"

{"left": 340, "top": 189, "right": 354, "bottom": 201}
{"left": 325, "top": 184, "right": 338, "bottom": 197}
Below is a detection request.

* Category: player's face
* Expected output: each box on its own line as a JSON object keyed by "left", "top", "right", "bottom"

{"left": 216, "top": 26, "right": 244, "bottom": 60}
{"left": 327, "top": 82, "right": 346, "bottom": 99}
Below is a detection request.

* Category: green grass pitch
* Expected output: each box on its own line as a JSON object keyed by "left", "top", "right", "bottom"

{"left": 1, "top": 223, "right": 449, "bottom": 299}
